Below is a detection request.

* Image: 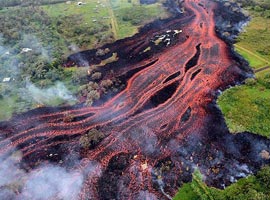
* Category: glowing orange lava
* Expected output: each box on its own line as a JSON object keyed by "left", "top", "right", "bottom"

{"left": 1, "top": 0, "right": 269, "bottom": 199}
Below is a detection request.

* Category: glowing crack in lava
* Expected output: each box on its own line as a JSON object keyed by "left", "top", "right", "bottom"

{"left": 0, "top": 0, "right": 270, "bottom": 199}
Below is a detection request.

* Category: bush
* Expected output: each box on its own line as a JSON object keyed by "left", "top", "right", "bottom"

{"left": 91, "top": 72, "right": 102, "bottom": 80}
{"left": 245, "top": 78, "right": 257, "bottom": 86}
{"left": 254, "top": 5, "right": 264, "bottom": 12}
{"left": 78, "top": 81, "right": 99, "bottom": 97}
{"left": 96, "top": 48, "right": 110, "bottom": 57}
{"left": 63, "top": 113, "right": 75, "bottom": 123}
{"left": 71, "top": 68, "right": 89, "bottom": 85}
{"left": 100, "top": 79, "right": 113, "bottom": 88}
{"left": 85, "top": 90, "right": 100, "bottom": 106}
{"left": 263, "top": 10, "right": 270, "bottom": 18}
{"left": 257, "top": 166, "right": 270, "bottom": 190}
{"left": 257, "top": 73, "right": 270, "bottom": 89}
{"left": 79, "top": 128, "right": 105, "bottom": 149}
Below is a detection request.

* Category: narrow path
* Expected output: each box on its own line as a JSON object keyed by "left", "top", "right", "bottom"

{"left": 235, "top": 44, "right": 270, "bottom": 74}
{"left": 254, "top": 66, "right": 270, "bottom": 73}
{"left": 105, "top": 0, "right": 119, "bottom": 40}
{"left": 235, "top": 44, "right": 270, "bottom": 64}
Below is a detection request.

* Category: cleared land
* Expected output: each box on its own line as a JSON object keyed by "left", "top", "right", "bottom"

{"left": 235, "top": 44, "right": 269, "bottom": 69}
{"left": 42, "top": 0, "right": 169, "bottom": 45}
{"left": 235, "top": 15, "right": 270, "bottom": 69}
{"left": 218, "top": 81, "right": 270, "bottom": 137}
{"left": 218, "top": 12, "right": 270, "bottom": 138}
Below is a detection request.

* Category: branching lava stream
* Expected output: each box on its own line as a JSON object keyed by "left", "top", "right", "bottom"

{"left": 0, "top": 0, "right": 269, "bottom": 199}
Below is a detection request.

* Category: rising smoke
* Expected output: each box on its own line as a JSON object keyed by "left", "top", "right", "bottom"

{"left": 0, "top": 33, "right": 77, "bottom": 120}
{"left": 137, "top": 190, "right": 158, "bottom": 200}
{"left": 20, "top": 165, "right": 83, "bottom": 200}
{"left": 0, "top": 142, "right": 87, "bottom": 200}
{"left": 0, "top": 31, "right": 83, "bottom": 198}
{"left": 25, "top": 81, "right": 76, "bottom": 105}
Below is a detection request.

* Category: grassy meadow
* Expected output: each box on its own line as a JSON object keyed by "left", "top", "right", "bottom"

{"left": 42, "top": 0, "right": 169, "bottom": 42}
{"left": 218, "top": 10, "right": 270, "bottom": 138}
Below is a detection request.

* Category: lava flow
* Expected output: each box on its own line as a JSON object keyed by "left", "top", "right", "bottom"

{"left": 0, "top": 0, "right": 270, "bottom": 199}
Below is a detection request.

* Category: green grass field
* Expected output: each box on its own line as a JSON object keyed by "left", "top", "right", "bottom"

{"left": 0, "top": 95, "right": 18, "bottom": 120}
{"left": 174, "top": 170, "right": 216, "bottom": 200}
{"left": 235, "top": 45, "right": 269, "bottom": 69}
{"left": 42, "top": 0, "right": 169, "bottom": 43}
{"left": 174, "top": 167, "right": 270, "bottom": 200}
{"left": 217, "top": 81, "right": 270, "bottom": 137}
{"left": 218, "top": 12, "right": 270, "bottom": 138}
{"left": 235, "top": 15, "right": 270, "bottom": 66}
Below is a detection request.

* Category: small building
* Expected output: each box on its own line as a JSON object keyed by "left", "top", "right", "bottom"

{"left": 3, "top": 51, "right": 10, "bottom": 56}
{"left": 21, "top": 48, "right": 32, "bottom": 53}
{"left": 2, "top": 77, "right": 11, "bottom": 82}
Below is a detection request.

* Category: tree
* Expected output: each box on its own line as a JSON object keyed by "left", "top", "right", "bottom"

{"left": 79, "top": 128, "right": 105, "bottom": 149}
{"left": 85, "top": 90, "right": 100, "bottom": 106}
{"left": 91, "top": 72, "right": 102, "bottom": 80}
{"left": 257, "top": 166, "right": 270, "bottom": 190}
{"left": 71, "top": 68, "right": 89, "bottom": 85}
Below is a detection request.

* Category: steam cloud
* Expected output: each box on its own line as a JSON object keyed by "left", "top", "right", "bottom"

{"left": 25, "top": 81, "right": 76, "bottom": 105}
{"left": 137, "top": 190, "right": 158, "bottom": 200}
{"left": 0, "top": 33, "right": 77, "bottom": 118}
{"left": 21, "top": 165, "right": 83, "bottom": 200}
{"left": 0, "top": 145, "right": 84, "bottom": 200}
{"left": 0, "top": 32, "right": 92, "bottom": 200}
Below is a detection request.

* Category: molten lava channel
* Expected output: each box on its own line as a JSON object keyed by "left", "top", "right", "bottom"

{"left": 0, "top": 0, "right": 269, "bottom": 199}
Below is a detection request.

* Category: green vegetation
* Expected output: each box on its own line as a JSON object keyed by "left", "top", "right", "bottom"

{"left": 42, "top": 0, "right": 113, "bottom": 47}
{"left": 218, "top": 75, "right": 270, "bottom": 137}
{"left": 174, "top": 170, "right": 214, "bottom": 200}
{"left": 235, "top": 45, "right": 268, "bottom": 69}
{"left": 0, "top": 0, "right": 170, "bottom": 121}
{"left": 0, "top": 87, "right": 31, "bottom": 120}
{"left": 115, "top": 3, "right": 169, "bottom": 38}
{"left": 0, "top": 0, "right": 72, "bottom": 7}
{"left": 79, "top": 128, "right": 105, "bottom": 149}
{"left": 235, "top": 15, "right": 270, "bottom": 68}
{"left": 174, "top": 166, "right": 270, "bottom": 200}
{"left": 218, "top": 0, "right": 270, "bottom": 137}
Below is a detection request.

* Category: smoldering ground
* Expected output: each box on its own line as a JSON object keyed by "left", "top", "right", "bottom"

{"left": 0, "top": 141, "right": 104, "bottom": 200}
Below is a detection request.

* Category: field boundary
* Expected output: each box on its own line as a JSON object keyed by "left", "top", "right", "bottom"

{"left": 235, "top": 44, "right": 270, "bottom": 64}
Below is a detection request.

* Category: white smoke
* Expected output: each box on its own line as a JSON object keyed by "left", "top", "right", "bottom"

{"left": 25, "top": 81, "right": 76, "bottom": 105}
{"left": 0, "top": 151, "right": 25, "bottom": 189}
{"left": 20, "top": 34, "right": 51, "bottom": 60}
{"left": 20, "top": 165, "right": 83, "bottom": 200}
{"left": 137, "top": 190, "right": 158, "bottom": 200}
{"left": 129, "top": 126, "right": 159, "bottom": 156}
{"left": 0, "top": 35, "right": 19, "bottom": 80}
{"left": 0, "top": 145, "right": 85, "bottom": 200}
